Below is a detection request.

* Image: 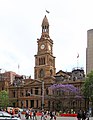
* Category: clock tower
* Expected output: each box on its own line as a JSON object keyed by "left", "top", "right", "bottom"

{"left": 34, "top": 15, "right": 56, "bottom": 80}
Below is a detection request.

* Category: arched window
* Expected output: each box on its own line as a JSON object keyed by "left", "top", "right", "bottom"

{"left": 39, "top": 69, "right": 45, "bottom": 78}
{"left": 39, "top": 57, "right": 45, "bottom": 65}
{"left": 43, "top": 57, "right": 45, "bottom": 65}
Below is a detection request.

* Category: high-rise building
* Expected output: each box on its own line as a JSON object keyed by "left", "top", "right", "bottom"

{"left": 86, "top": 29, "right": 93, "bottom": 74}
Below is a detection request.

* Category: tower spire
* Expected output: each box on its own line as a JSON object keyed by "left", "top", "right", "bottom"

{"left": 41, "top": 15, "right": 49, "bottom": 34}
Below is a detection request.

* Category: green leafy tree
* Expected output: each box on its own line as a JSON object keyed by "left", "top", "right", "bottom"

{"left": 82, "top": 70, "right": 93, "bottom": 100}
{"left": 82, "top": 70, "right": 93, "bottom": 116}
{"left": 0, "top": 90, "right": 9, "bottom": 109}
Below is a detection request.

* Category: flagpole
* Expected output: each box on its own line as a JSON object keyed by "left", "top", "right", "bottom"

{"left": 77, "top": 58, "right": 79, "bottom": 69}
{"left": 77, "top": 54, "right": 79, "bottom": 69}
{"left": 18, "top": 64, "right": 20, "bottom": 74}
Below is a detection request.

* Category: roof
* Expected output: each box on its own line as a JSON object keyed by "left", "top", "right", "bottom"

{"left": 42, "top": 15, "right": 49, "bottom": 26}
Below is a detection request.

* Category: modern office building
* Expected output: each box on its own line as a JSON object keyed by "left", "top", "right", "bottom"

{"left": 86, "top": 29, "right": 93, "bottom": 74}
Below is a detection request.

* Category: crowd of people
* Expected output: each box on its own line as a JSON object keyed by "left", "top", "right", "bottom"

{"left": 0, "top": 107, "right": 57, "bottom": 120}
{"left": 77, "top": 110, "right": 90, "bottom": 120}
{"left": 0, "top": 107, "right": 91, "bottom": 120}
{"left": 25, "top": 109, "right": 56, "bottom": 120}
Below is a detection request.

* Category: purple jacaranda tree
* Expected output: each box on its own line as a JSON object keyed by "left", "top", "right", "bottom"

{"left": 48, "top": 83, "right": 83, "bottom": 100}
{"left": 48, "top": 84, "right": 82, "bottom": 112}
{"left": 49, "top": 84, "right": 79, "bottom": 94}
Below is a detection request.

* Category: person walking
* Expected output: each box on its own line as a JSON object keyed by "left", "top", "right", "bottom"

{"left": 86, "top": 110, "right": 90, "bottom": 120}
{"left": 32, "top": 110, "right": 37, "bottom": 120}
{"left": 52, "top": 111, "right": 56, "bottom": 120}
{"left": 25, "top": 109, "right": 29, "bottom": 119}
{"left": 82, "top": 110, "right": 86, "bottom": 120}
{"left": 77, "top": 110, "right": 82, "bottom": 120}
{"left": 50, "top": 111, "right": 53, "bottom": 120}
{"left": 41, "top": 109, "right": 47, "bottom": 120}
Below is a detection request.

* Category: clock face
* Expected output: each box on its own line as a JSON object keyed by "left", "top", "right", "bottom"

{"left": 41, "top": 44, "right": 45, "bottom": 49}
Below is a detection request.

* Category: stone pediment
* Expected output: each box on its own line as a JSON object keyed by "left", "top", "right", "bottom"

{"left": 24, "top": 79, "right": 43, "bottom": 87}
{"left": 9, "top": 77, "right": 56, "bottom": 88}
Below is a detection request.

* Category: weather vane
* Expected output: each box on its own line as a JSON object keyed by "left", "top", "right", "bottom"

{"left": 46, "top": 10, "right": 50, "bottom": 14}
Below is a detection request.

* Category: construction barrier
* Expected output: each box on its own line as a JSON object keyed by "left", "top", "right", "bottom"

{"left": 60, "top": 113, "right": 77, "bottom": 117}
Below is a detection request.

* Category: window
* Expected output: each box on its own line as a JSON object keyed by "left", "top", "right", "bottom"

{"left": 26, "top": 90, "right": 31, "bottom": 96}
{"left": 26, "top": 90, "right": 28, "bottom": 96}
{"left": 21, "top": 101, "right": 24, "bottom": 107}
{"left": 20, "top": 91, "right": 23, "bottom": 97}
{"left": 30, "top": 100, "right": 34, "bottom": 108}
{"left": 35, "top": 87, "right": 38, "bottom": 95}
{"left": 46, "top": 88, "right": 48, "bottom": 95}
{"left": 26, "top": 100, "right": 28, "bottom": 108}
{"left": 13, "top": 91, "right": 15, "bottom": 97}
{"left": 31, "top": 88, "right": 33, "bottom": 94}
{"left": 21, "top": 92, "right": 23, "bottom": 96}
{"left": 39, "top": 57, "right": 45, "bottom": 65}
{"left": 36, "top": 100, "right": 38, "bottom": 108}
{"left": 48, "top": 101, "right": 50, "bottom": 109}
{"left": 39, "top": 69, "right": 45, "bottom": 78}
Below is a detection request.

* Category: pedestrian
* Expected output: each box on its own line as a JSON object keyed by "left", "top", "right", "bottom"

{"left": 82, "top": 110, "right": 86, "bottom": 120}
{"left": 41, "top": 110, "right": 46, "bottom": 120}
{"left": 18, "top": 110, "right": 21, "bottom": 118}
{"left": 77, "top": 110, "right": 82, "bottom": 120}
{"left": 44, "top": 110, "right": 47, "bottom": 120}
{"left": 50, "top": 111, "right": 53, "bottom": 120}
{"left": 25, "top": 110, "right": 29, "bottom": 119}
{"left": 32, "top": 110, "right": 37, "bottom": 120}
{"left": 86, "top": 111, "right": 90, "bottom": 120}
{"left": 52, "top": 111, "right": 56, "bottom": 120}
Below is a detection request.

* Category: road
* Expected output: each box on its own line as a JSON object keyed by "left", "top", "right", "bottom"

{"left": 20, "top": 114, "right": 93, "bottom": 120}
{"left": 37, "top": 116, "right": 77, "bottom": 120}
{"left": 26, "top": 116, "right": 93, "bottom": 120}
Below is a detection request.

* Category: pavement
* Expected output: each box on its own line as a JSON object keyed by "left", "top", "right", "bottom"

{"left": 21, "top": 115, "right": 93, "bottom": 120}
{"left": 55, "top": 117, "right": 93, "bottom": 120}
{"left": 38, "top": 116, "right": 93, "bottom": 120}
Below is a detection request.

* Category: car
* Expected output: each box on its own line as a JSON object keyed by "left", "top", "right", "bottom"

{"left": 0, "top": 111, "right": 21, "bottom": 120}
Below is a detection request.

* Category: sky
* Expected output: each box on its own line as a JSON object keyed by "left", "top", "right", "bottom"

{"left": 0, "top": 0, "right": 93, "bottom": 78}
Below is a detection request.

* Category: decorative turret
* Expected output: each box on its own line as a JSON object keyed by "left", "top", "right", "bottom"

{"left": 41, "top": 15, "right": 49, "bottom": 34}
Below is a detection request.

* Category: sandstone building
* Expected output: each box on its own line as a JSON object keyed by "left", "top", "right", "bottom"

{"left": 0, "top": 15, "right": 86, "bottom": 112}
